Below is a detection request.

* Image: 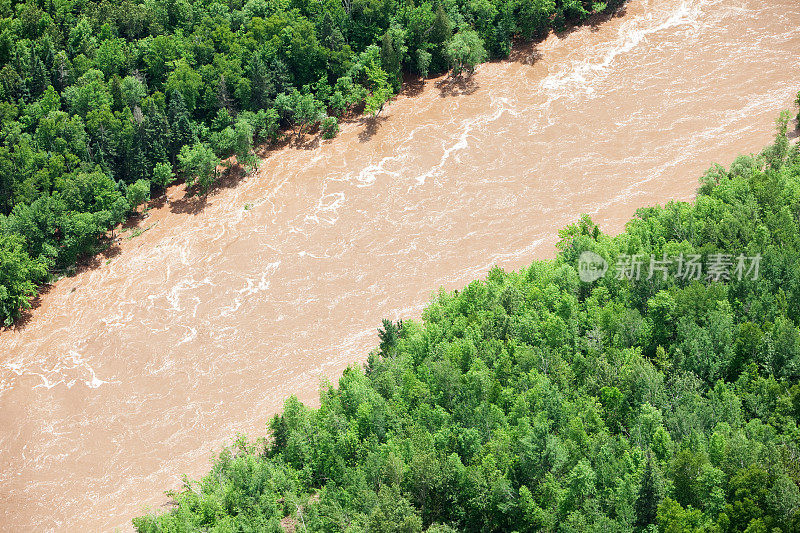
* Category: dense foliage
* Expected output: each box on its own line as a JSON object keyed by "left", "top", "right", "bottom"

{"left": 0, "top": 0, "right": 625, "bottom": 325}
{"left": 133, "top": 120, "right": 800, "bottom": 531}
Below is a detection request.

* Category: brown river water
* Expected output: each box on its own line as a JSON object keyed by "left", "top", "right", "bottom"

{"left": 1, "top": 0, "right": 799, "bottom": 530}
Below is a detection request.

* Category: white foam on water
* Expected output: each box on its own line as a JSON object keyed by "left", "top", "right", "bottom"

{"left": 540, "top": 0, "right": 704, "bottom": 99}
{"left": 412, "top": 95, "right": 513, "bottom": 186}
{"left": 304, "top": 191, "right": 346, "bottom": 226}
{"left": 1, "top": 350, "right": 118, "bottom": 392}
{"left": 351, "top": 152, "right": 407, "bottom": 187}
{"left": 217, "top": 261, "right": 282, "bottom": 317}
{"left": 164, "top": 276, "right": 214, "bottom": 315}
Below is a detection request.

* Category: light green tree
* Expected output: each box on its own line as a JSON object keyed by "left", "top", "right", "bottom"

{"left": 126, "top": 180, "right": 150, "bottom": 212}
{"left": 320, "top": 116, "right": 339, "bottom": 139}
{"left": 152, "top": 162, "right": 175, "bottom": 189}
{"left": 178, "top": 142, "right": 219, "bottom": 194}
{"left": 0, "top": 234, "right": 46, "bottom": 325}
{"left": 232, "top": 119, "right": 255, "bottom": 168}
{"left": 446, "top": 30, "right": 487, "bottom": 76}
{"left": 275, "top": 90, "right": 325, "bottom": 140}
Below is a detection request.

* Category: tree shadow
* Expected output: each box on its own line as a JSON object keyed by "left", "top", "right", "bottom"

{"left": 169, "top": 163, "right": 256, "bottom": 215}
{"left": 400, "top": 74, "right": 426, "bottom": 98}
{"left": 507, "top": 41, "right": 543, "bottom": 66}
{"left": 146, "top": 194, "right": 169, "bottom": 212}
{"left": 590, "top": 5, "right": 628, "bottom": 31}
{"left": 215, "top": 164, "right": 249, "bottom": 190}
{"left": 435, "top": 74, "right": 479, "bottom": 98}
{"left": 508, "top": 3, "right": 629, "bottom": 64}
{"left": 85, "top": 240, "right": 123, "bottom": 268}
{"left": 788, "top": 117, "right": 800, "bottom": 140}
{"left": 358, "top": 115, "right": 389, "bottom": 143}
{"left": 555, "top": 5, "right": 628, "bottom": 38}
{"left": 120, "top": 215, "right": 143, "bottom": 231}
{"left": 553, "top": 24, "right": 582, "bottom": 40}
{"left": 165, "top": 133, "right": 303, "bottom": 219}
{"left": 254, "top": 137, "right": 292, "bottom": 158}
{"left": 169, "top": 190, "right": 209, "bottom": 215}
{"left": 295, "top": 134, "right": 321, "bottom": 150}
{"left": 5, "top": 283, "right": 54, "bottom": 331}
{"left": 118, "top": 205, "right": 152, "bottom": 232}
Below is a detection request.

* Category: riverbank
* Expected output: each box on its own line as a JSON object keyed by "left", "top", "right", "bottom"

{"left": 2, "top": 4, "right": 639, "bottom": 333}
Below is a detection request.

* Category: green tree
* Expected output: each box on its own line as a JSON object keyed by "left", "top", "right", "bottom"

{"left": 167, "top": 91, "right": 196, "bottom": 163}
{"left": 656, "top": 498, "right": 709, "bottom": 533}
{"left": 446, "top": 30, "right": 487, "bottom": 76}
{"left": 381, "top": 25, "right": 407, "bottom": 91}
{"left": 178, "top": 142, "right": 219, "bottom": 194}
{"left": 429, "top": 5, "right": 454, "bottom": 72}
{"left": 232, "top": 118, "right": 255, "bottom": 168}
{"left": 0, "top": 234, "right": 46, "bottom": 324}
{"left": 635, "top": 454, "right": 663, "bottom": 528}
{"left": 367, "top": 485, "right": 423, "bottom": 533}
{"left": 275, "top": 90, "right": 324, "bottom": 140}
{"left": 126, "top": 179, "right": 150, "bottom": 211}
{"left": 120, "top": 75, "right": 147, "bottom": 110}
{"left": 63, "top": 69, "right": 112, "bottom": 117}
{"left": 416, "top": 50, "right": 432, "bottom": 78}
{"left": 152, "top": 162, "right": 175, "bottom": 189}
{"left": 321, "top": 116, "right": 339, "bottom": 139}
{"left": 517, "top": 0, "right": 556, "bottom": 39}
{"left": 165, "top": 60, "right": 203, "bottom": 114}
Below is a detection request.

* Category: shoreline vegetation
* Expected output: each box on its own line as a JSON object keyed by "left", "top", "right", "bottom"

{"left": 134, "top": 119, "right": 800, "bottom": 531}
{"left": 0, "top": 0, "right": 630, "bottom": 327}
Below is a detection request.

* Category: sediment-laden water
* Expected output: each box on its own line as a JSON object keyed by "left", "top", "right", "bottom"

{"left": 1, "top": 0, "right": 799, "bottom": 529}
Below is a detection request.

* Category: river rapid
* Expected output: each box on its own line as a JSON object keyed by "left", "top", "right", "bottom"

{"left": 1, "top": 0, "right": 799, "bottom": 529}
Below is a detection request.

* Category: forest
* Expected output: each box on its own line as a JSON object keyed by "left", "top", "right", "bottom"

{"left": 0, "top": 0, "right": 626, "bottom": 325}
{"left": 132, "top": 116, "right": 800, "bottom": 531}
